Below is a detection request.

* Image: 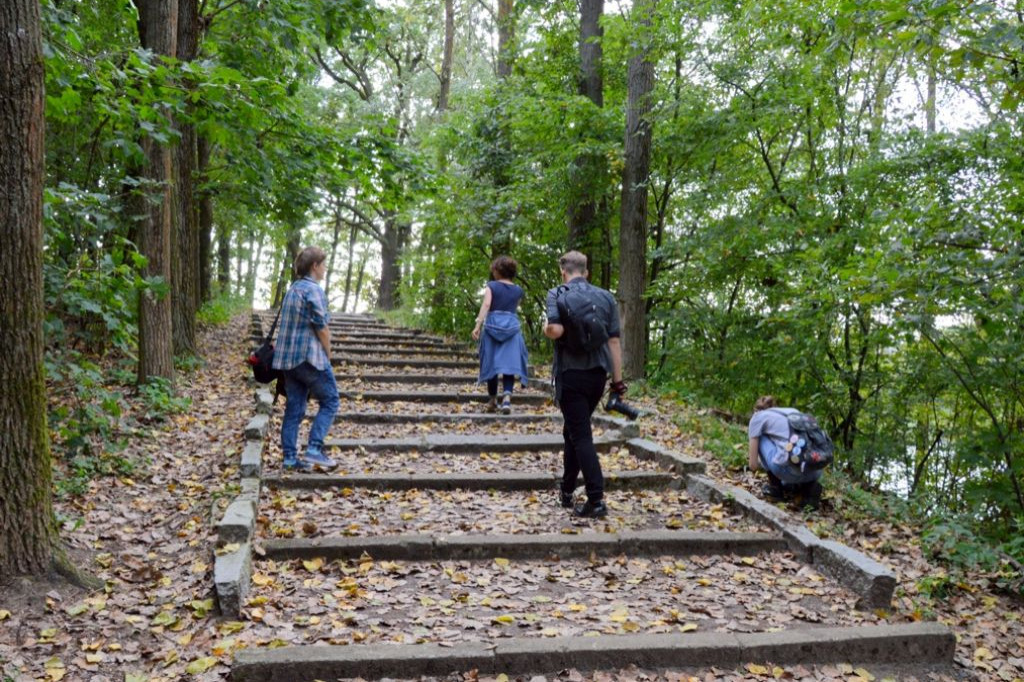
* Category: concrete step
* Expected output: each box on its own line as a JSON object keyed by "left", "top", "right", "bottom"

{"left": 323, "top": 432, "right": 622, "bottom": 453}
{"left": 333, "top": 333, "right": 452, "bottom": 345}
{"left": 259, "top": 529, "right": 788, "bottom": 562}
{"left": 331, "top": 337, "right": 460, "bottom": 348}
{"left": 262, "top": 470, "right": 674, "bottom": 491}
{"left": 334, "top": 356, "right": 478, "bottom": 370}
{"left": 329, "top": 411, "right": 560, "bottom": 424}
{"left": 336, "top": 373, "right": 478, "bottom": 384}
{"left": 331, "top": 345, "right": 477, "bottom": 359}
{"left": 336, "top": 390, "right": 550, "bottom": 405}
{"left": 233, "top": 622, "right": 955, "bottom": 682}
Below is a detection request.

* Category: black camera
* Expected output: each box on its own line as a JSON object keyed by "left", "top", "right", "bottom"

{"left": 605, "top": 392, "right": 641, "bottom": 420}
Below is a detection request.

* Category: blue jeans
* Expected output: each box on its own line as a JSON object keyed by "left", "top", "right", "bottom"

{"left": 281, "top": 362, "right": 339, "bottom": 463}
{"left": 558, "top": 368, "right": 608, "bottom": 503}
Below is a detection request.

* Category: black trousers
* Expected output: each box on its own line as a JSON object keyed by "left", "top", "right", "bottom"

{"left": 558, "top": 368, "right": 608, "bottom": 503}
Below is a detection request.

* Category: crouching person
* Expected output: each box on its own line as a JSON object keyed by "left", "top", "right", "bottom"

{"left": 747, "top": 395, "right": 823, "bottom": 510}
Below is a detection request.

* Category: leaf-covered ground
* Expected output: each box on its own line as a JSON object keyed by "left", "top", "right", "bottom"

{"left": 239, "top": 552, "right": 873, "bottom": 646}
{"left": 334, "top": 399, "right": 556, "bottom": 416}
{"left": 265, "top": 443, "right": 637, "bottom": 475}
{"left": 327, "top": 419, "right": 588, "bottom": 439}
{"left": 257, "top": 487, "right": 766, "bottom": 538}
{"left": 1, "top": 314, "right": 1020, "bottom": 682}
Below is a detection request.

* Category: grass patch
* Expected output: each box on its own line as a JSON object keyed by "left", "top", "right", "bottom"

{"left": 197, "top": 293, "right": 250, "bottom": 327}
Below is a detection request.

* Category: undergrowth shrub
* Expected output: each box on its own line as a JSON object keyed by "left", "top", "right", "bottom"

{"left": 197, "top": 292, "right": 250, "bottom": 327}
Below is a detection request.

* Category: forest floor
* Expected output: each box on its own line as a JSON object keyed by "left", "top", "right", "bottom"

{"left": 0, "top": 313, "right": 1022, "bottom": 682}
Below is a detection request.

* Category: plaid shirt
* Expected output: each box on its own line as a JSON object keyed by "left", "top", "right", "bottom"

{"left": 271, "top": 276, "right": 331, "bottom": 371}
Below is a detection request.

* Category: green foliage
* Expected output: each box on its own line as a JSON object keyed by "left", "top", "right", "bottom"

{"left": 674, "top": 411, "right": 749, "bottom": 472}
{"left": 55, "top": 447, "right": 139, "bottom": 500}
{"left": 921, "top": 515, "right": 1005, "bottom": 572}
{"left": 136, "top": 377, "right": 192, "bottom": 423}
{"left": 44, "top": 354, "right": 127, "bottom": 461}
{"left": 197, "top": 294, "right": 251, "bottom": 327}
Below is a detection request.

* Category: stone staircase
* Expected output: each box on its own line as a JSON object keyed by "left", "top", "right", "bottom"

{"left": 217, "top": 311, "right": 956, "bottom": 681}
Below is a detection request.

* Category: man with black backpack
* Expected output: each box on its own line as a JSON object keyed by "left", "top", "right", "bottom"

{"left": 544, "top": 251, "right": 625, "bottom": 518}
{"left": 747, "top": 395, "right": 828, "bottom": 510}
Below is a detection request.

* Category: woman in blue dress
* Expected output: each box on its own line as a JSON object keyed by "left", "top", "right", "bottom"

{"left": 472, "top": 256, "right": 530, "bottom": 414}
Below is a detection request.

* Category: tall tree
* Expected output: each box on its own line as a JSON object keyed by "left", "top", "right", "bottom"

{"left": 618, "top": 0, "right": 656, "bottom": 379}
{"left": 0, "top": 0, "right": 58, "bottom": 579}
{"left": 437, "top": 0, "right": 455, "bottom": 111}
{"left": 496, "top": 0, "right": 515, "bottom": 79}
{"left": 135, "top": 0, "right": 178, "bottom": 383}
{"left": 171, "top": 0, "right": 202, "bottom": 355}
{"left": 197, "top": 135, "right": 214, "bottom": 301}
{"left": 567, "top": 0, "right": 605, "bottom": 252}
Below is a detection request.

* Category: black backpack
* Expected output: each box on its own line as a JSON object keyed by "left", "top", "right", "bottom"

{"left": 771, "top": 408, "right": 835, "bottom": 472}
{"left": 248, "top": 308, "right": 282, "bottom": 384}
{"left": 555, "top": 282, "right": 611, "bottom": 353}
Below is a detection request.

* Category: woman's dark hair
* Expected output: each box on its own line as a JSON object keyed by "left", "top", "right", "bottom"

{"left": 294, "top": 246, "right": 326, "bottom": 278}
{"left": 491, "top": 255, "right": 517, "bottom": 280}
{"left": 754, "top": 395, "right": 777, "bottom": 412}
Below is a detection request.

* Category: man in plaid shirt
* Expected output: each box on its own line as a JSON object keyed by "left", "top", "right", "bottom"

{"left": 272, "top": 246, "right": 339, "bottom": 472}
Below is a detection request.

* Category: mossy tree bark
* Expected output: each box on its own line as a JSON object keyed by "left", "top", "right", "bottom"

{"left": 135, "top": 0, "right": 179, "bottom": 384}
{"left": 0, "top": 0, "right": 60, "bottom": 580}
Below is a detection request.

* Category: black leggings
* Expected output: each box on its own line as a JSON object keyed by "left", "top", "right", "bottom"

{"left": 487, "top": 375, "right": 516, "bottom": 396}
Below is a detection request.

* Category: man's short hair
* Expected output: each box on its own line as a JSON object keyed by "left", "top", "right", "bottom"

{"left": 558, "top": 251, "right": 588, "bottom": 275}
{"left": 295, "top": 247, "right": 326, "bottom": 278}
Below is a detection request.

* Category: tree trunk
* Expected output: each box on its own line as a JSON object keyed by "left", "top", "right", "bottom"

{"left": 354, "top": 250, "right": 368, "bottom": 309}
{"left": 342, "top": 220, "right": 358, "bottom": 313}
{"left": 325, "top": 209, "right": 342, "bottom": 301}
{"left": 379, "top": 217, "right": 402, "bottom": 310}
{"left": 437, "top": 0, "right": 455, "bottom": 111}
{"left": 135, "top": 0, "right": 178, "bottom": 385}
{"left": 197, "top": 135, "right": 213, "bottom": 302}
{"left": 273, "top": 224, "right": 302, "bottom": 307}
{"left": 0, "top": 0, "right": 59, "bottom": 579}
{"left": 172, "top": 0, "right": 201, "bottom": 353}
{"left": 216, "top": 220, "right": 231, "bottom": 293}
{"left": 617, "top": 0, "right": 655, "bottom": 380}
{"left": 496, "top": 0, "right": 514, "bottom": 79}
{"left": 568, "top": 0, "right": 604, "bottom": 251}
{"left": 172, "top": 122, "right": 198, "bottom": 355}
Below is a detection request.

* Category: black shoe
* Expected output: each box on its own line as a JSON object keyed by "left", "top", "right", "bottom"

{"left": 559, "top": 491, "right": 575, "bottom": 508}
{"left": 800, "top": 481, "right": 823, "bottom": 511}
{"left": 573, "top": 499, "right": 608, "bottom": 518}
{"left": 761, "top": 484, "right": 785, "bottom": 502}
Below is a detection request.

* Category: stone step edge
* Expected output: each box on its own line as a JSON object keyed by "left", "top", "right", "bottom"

{"left": 334, "top": 357, "right": 478, "bottom": 369}
{"left": 685, "top": 474, "right": 897, "bottom": 610}
{"left": 322, "top": 433, "right": 624, "bottom": 453}
{"left": 330, "top": 347, "right": 477, "bottom": 358}
{"left": 336, "top": 373, "right": 478, "bottom": 382}
{"left": 329, "top": 411, "right": 559, "bottom": 424}
{"left": 232, "top": 622, "right": 955, "bottom": 682}
{"left": 258, "top": 530, "right": 787, "bottom": 562}
{"left": 262, "top": 470, "right": 677, "bottom": 491}
{"left": 336, "top": 391, "right": 551, "bottom": 404}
